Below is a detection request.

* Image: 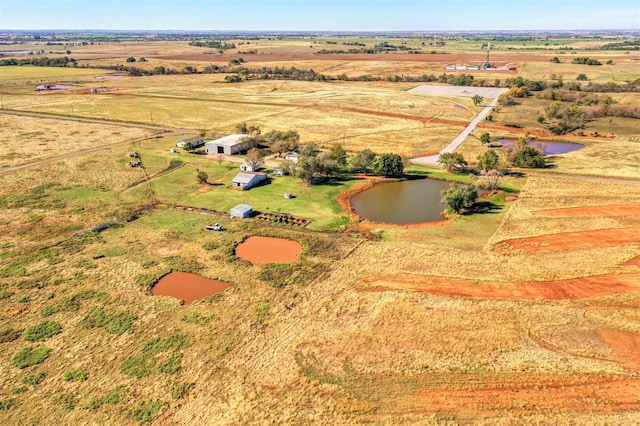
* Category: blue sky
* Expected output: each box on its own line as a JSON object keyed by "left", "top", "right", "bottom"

{"left": 1, "top": 0, "right": 639, "bottom": 31}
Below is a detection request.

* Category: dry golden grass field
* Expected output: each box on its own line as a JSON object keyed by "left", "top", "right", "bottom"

{"left": 0, "top": 35, "right": 639, "bottom": 425}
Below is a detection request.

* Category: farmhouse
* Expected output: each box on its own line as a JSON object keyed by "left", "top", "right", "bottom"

{"left": 205, "top": 134, "right": 248, "bottom": 155}
{"left": 231, "top": 172, "right": 267, "bottom": 190}
{"left": 230, "top": 204, "right": 253, "bottom": 218}
{"left": 176, "top": 135, "right": 204, "bottom": 148}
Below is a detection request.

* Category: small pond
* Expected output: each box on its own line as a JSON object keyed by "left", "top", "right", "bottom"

{"left": 236, "top": 236, "right": 303, "bottom": 263}
{"left": 151, "top": 271, "right": 231, "bottom": 304}
{"left": 351, "top": 178, "right": 451, "bottom": 225}
{"left": 495, "top": 139, "right": 584, "bottom": 155}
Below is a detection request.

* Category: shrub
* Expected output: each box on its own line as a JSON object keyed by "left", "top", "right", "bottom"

{"left": 22, "top": 371, "right": 45, "bottom": 385}
{"left": 0, "top": 328, "right": 23, "bottom": 343}
{"left": 82, "top": 397, "right": 103, "bottom": 410}
{"left": 0, "top": 398, "right": 17, "bottom": 410}
{"left": 120, "top": 356, "right": 156, "bottom": 378}
{"left": 23, "top": 321, "right": 62, "bottom": 342}
{"left": 169, "top": 382, "right": 195, "bottom": 399}
{"left": 56, "top": 392, "right": 78, "bottom": 410}
{"left": 13, "top": 347, "right": 51, "bottom": 369}
{"left": 103, "top": 385, "right": 128, "bottom": 405}
{"left": 63, "top": 368, "right": 88, "bottom": 382}
{"left": 128, "top": 399, "right": 167, "bottom": 424}
{"left": 157, "top": 352, "right": 183, "bottom": 374}
{"left": 180, "top": 312, "right": 215, "bottom": 325}
{"left": 258, "top": 263, "right": 297, "bottom": 288}
{"left": 12, "top": 386, "right": 28, "bottom": 395}
{"left": 81, "top": 306, "right": 136, "bottom": 334}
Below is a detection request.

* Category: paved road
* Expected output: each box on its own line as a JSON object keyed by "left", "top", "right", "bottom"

{"left": 409, "top": 92, "right": 507, "bottom": 168}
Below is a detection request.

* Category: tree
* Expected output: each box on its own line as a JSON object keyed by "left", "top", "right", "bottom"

{"left": 351, "top": 149, "right": 376, "bottom": 174}
{"left": 476, "top": 150, "right": 500, "bottom": 172}
{"left": 183, "top": 142, "right": 195, "bottom": 152}
{"left": 329, "top": 143, "right": 347, "bottom": 168}
{"left": 316, "top": 151, "right": 340, "bottom": 177}
{"left": 479, "top": 132, "right": 492, "bottom": 144}
{"left": 576, "top": 73, "right": 588, "bottom": 81}
{"left": 244, "top": 148, "right": 264, "bottom": 170}
{"left": 126, "top": 56, "right": 136, "bottom": 63}
{"left": 196, "top": 171, "right": 208, "bottom": 184}
{"left": 438, "top": 152, "right": 468, "bottom": 173}
{"left": 507, "top": 138, "right": 546, "bottom": 168}
{"left": 374, "top": 153, "right": 404, "bottom": 177}
{"left": 441, "top": 184, "right": 478, "bottom": 214}
{"left": 477, "top": 169, "right": 503, "bottom": 190}
{"left": 472, "top": 95, "right": 484, "bottom": 106}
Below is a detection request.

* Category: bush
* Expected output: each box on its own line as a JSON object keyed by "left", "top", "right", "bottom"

{"left": 63, "top": 368, "right": 87, "bottom": 382}
{"left": 103, "top": 385, "right": 128, "bottom": 404}
{"left": 258, "top": 263, "right": 297, "bottom": 288}
{"left": 0, "top": 328, "right": 23, "bottom": 343}
{"left": 56, "top": 392, "right": 78, "bottom": 410}
{"left": 120, "top": 356, "right": 156, "bottom": 378}
{"left": 128, "top": 399, "right": 167, "bottom": 424}
{"left": 169, "top": 382, "right": 195, "bottom": 399}
{"left": 22, "top": 371, "right": 45, "bottom": 385}
{"left": 13, "top": 347, "right": 51, "bottom": 369}
{"left": 0, "top": 398, "right": 17, "bottom": 410}
{"left": 23, "top": 321, "right": 62, "bottom": 342}
{"left": 81, "top": 306, "right": 136, "bottom": 334}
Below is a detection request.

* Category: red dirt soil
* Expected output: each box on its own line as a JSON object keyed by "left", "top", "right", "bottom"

{"left": 535, "top": 205, "right": 640, "bottom": 218}
{"left": 500, "top": 227, "right": 640, "bottom": 253}
{"left": 151, "top": 271, "right": 231, "bottom": 304}
{"left": 598, "top": 329, "right": 640, "bottom": 370}
{"left": 625, "top": 255, "right": 640, "bottom": 266}
{"left": 235, "top": 236, "right": 303, "bottom": 263}
{"left": 382, "top": 375, "right": 640, "bottom": 418}
{"left": 363, "top": 273, "right": 640, "bottom": 300}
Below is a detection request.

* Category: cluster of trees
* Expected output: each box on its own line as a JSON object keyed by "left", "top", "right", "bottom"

{"left": 0, "top": 56, "right": 77, "bottom": 67}
{"left": 189, "top": 40, "right": 236, "bottom": 50}
{"left": 317, "top": 41, "right": 416, "bottom": 54}
{"left": 542, "top": 101, "right": 588, "bottom": 134}
{"left": 571, "top": 57, "right": 602, "bottom": 66}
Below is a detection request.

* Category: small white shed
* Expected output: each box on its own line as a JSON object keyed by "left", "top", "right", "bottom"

{"left": 230, "top": 204, "right": 253, "bottom": 218}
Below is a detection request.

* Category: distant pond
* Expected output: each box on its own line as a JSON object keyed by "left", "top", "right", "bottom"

{"left": 351, "top": 178, "right": 451, "bottom": 225}
{"left": 494, "top": 139, "right": 584, "bottom": 155}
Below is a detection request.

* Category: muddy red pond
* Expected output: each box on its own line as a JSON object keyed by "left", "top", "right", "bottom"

{"left": 151, "top": 271, "right": 231, "bottom": 304}
{"left": 235, "top": 236, "right": 303, "bottom": 263}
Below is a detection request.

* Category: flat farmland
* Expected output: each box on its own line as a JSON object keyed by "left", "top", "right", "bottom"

{"left": 1, "top": 35, "right": 640, "bottom": 425}
{"left": 0, "top": 113, "right": 155, "bottom": 167}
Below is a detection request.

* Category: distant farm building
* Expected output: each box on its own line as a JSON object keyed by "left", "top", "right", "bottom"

{"left": 231, "top": 172, "right": 267, "bottom": 190}
{"left": 205, "top": 134, "right": 248, "bottom": 155}
{"left": 176, "top": 135, "right": 204, "bottom": 148}
{"left": 283, "top": 151, "right": 299, "bottom": 162}
{"left": 240, "top": 163, "right": 258, "bottom": 172}
{"left": 230, "top": 204, "right": 253, "bottom": 218}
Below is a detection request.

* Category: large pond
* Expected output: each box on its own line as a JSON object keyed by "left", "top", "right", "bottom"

{"left": 151, "top": 271, "right": 231, "bottom": 304}
{"left": 496, "top": 139, "right": 584, "bottom": 155}
{"left": 236, "top": 236, "right": 303, "bottom": 263}
{"left": 351, "top": 178, "right": 451, "bottom": 225}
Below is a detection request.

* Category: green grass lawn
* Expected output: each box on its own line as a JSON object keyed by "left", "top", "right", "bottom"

{"left": 122, "top": 159, "right": 359, "bottom": 230}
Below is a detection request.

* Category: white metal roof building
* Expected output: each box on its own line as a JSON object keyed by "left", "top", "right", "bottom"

{"left": 205, "top": 134, "right": 248, "bottom": 155}
{"left": 230, "top": 204, "right": 253, "bottom": 218}
{"left": 231, "top": 172, "right": 267, "bottom": 190}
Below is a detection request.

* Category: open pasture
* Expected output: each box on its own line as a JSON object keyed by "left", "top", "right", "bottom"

{"left": 1, "top": 34, "right": 640, "bottom": 425}
{"left": 0, "top": 113, "right": 155, "bottom": 167}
